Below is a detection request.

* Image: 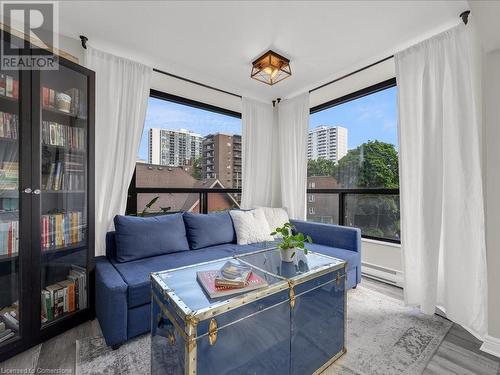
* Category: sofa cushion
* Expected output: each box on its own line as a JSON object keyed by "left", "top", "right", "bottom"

{"left": 230, "top": 209, "right": 274, "bottom": 245}
{"left": 257, "top": 207, "right": 290, "bottom": 238}
{"left": 113, "top": 213, "right": 190, "bottom": 263}
{"left": 305, "top": 243, "right": 360, "bottom": 271}
{"left": 113, "top": 243, "right": 258, "bottom": 308}
{"left": 183, "top": 212, "right": 236, "bottom": 250}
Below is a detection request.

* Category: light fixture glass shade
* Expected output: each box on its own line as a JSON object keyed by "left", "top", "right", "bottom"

{"left": 251, "top": 50, "right": 291, "bottom": 85}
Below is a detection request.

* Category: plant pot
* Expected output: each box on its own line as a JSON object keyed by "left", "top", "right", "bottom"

{"left": 280, "top": 248, "right": 297, "bottom": 263}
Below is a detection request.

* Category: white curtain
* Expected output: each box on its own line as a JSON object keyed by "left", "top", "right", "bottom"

{"left": 85, "top": 47, "right": 152, "bottom": 256}
{"left": 277, "top": 93, "right": 309, "bottom": 220}
{"left": 241, "top": 93, "right": 309, "bottom": 219}
{"left": 396, "top": 23, "right": 487, "bottom": 338}
{"left": 241, "top": 98, "right": 281, "bottom": 209}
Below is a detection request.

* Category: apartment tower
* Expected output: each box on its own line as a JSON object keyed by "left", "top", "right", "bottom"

{"left": 201, "top": 134, "right": 242, "bottom": 188}
{"left": 307, "top": 125, "right": 348, "bottom": 163}
{"left": 148, "top": 128, "right": 202, "bottom": 166}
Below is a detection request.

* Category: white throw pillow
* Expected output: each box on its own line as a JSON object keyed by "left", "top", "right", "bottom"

{"left": 258, "top": 207, "right": 290, "bottom": 236}
{"left": 229, "top": 208, "right": 274, "bottom": 245}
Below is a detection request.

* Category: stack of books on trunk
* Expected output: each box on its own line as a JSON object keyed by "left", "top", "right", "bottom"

{"left": 197, "top": 261, "right": 268, "bottom": 299}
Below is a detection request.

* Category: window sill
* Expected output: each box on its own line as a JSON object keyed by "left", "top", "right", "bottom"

{"left": 362, "top": 237, "right": 401, "bottom": 248}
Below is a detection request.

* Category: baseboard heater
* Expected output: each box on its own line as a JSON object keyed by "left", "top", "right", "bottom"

{"left": 361, "top": 262, "right": 404, "bottom": 288}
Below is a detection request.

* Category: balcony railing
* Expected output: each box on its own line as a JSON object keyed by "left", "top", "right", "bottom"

{"left": 306, "top": 188, "right": 400, "bottom": 243}
{"left": 126, "top": 184, "right": 400, "bottom": 244}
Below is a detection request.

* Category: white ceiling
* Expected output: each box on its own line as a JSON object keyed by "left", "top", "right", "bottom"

{"left": 58, "top": 1, "right": 470, "bottom": 101}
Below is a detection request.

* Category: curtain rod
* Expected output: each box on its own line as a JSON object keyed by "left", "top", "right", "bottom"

{"left": 152, "top": 68, "right": 242, "bottom": 99}
{"left": 309, "top": 55, "right": 394, "bottom": 94}
{"left": 78, "top": 35, "right": 242, "bottom": 98}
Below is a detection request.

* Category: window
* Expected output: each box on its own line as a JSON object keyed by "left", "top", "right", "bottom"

{"left": 309, "top": 207, "right": 315, "bottom": 215}
{"left": 127, "top": 91, "right": 242, "bottom": 215}
{"left": 308, "top": 194, "right": 315, "bottom": 203}
{"left": 307, "top": 79, "right": 400, "bottom": 242}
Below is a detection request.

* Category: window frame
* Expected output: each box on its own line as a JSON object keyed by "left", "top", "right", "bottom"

{"left": 308, "top": 78, "right": 400, "bottom": 244}
{"left": 126, "top": 90, "right": 242, "bottom": 215}
{"left": 150, "top": 89, "right": 241, "bottom": 119}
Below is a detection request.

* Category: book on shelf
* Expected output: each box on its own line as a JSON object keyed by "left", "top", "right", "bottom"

{"left": 70, "top": 265, "right": 87, "bottom": 309}
{"left": 0, "top": 304, "right": 19, "bottom": 332}
{"left": 0, "top": 112, "right": 19, "bottom": 140}
{"left": 197, "top": 270, "right": 268, "bottom": 299}
{"left": 0, "top": 161, "right": 18, "bottom": 190}
{"left": 42, "top": 153, "right": 85, "bottom": 191}
{"left": 41, "top": 265, "right": 87, "bottom": 323}
{"left": 41, "top": 211, "right": 84, "bottom": 251}
{"left": 0, "top": 198, "right": 18, "bottom": 212}
{"left": 0, "top": 74, "right": 19, "bottom": 99}
{"left": 0, "top": 322, "right": 14, "bottom": 344}
{"left": 0, "top": 220, "right": 19, "bottom": 256}
{"left": 42, "top": 120, "right": 85, "bottom": 151}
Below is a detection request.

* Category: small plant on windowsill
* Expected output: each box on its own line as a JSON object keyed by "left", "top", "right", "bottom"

{"left": 271, "top": 223, "right": 312, "bottom": 263}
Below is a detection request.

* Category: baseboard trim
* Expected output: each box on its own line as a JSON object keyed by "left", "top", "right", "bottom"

{"left": 361, "top": 262, "right": 404, "bottom": 287}
{"left": 480, "top": 335, "right": 500, "bottom": 358}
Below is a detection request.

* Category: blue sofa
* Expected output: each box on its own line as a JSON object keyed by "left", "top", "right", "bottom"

{"left": 95, "top": 212, "right": 361, "bottom": 348}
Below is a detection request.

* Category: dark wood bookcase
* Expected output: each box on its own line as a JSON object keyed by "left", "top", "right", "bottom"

{"left": 0, "top": 31, "right": 95, "bottom": 362}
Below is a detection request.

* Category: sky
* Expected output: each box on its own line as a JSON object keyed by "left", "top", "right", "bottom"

{"left": 138, "top": 97, "right": 241, "bottom": 160}
{"left": 139, "top": 86, "right": 398, "bottom": 160}
{"left": 310, "top": 86, "right": 398, "bottom": 150}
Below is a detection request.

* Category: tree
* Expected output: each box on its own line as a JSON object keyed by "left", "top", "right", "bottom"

{"left": 336, "top": 141, "right": 400, "bottom": 240}
{"left": 192, "top": 157, "right": 202, "bottom": 180}
{"left": 336, "top": 140, "right": 398, "bottom": 188}
{"left": 307, "top": 158, "right": 336, "bottom": 177}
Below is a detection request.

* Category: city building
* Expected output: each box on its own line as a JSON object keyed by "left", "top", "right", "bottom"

{"left": 202, "top": 133, "right": 242, "bottom": 188}
{"left": 307, "top": 176, "right": 340, "bottom": 224}
{"left": 148, "top": 128, "right": 202, "bottom": 166}
{"left": 308, "top": 125, "right": 348, "bottom": 163}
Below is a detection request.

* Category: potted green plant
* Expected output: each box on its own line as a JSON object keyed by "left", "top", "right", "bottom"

{"left": 271, "top": 223, "right": 312, "bottom": 262}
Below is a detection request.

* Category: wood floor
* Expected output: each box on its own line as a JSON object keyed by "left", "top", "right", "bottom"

{"left": 0, "top": 277, "right": 498, "bottom": 374}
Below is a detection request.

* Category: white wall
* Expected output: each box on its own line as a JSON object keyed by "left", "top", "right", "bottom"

{"left": 483, "top": 48, "right": 500, "bottom": 348}
{"left": 151, "top": 71, "right": 242, "bottom": 113}
{"left": 361, "top": 239, "right": 403, "bottom": 286}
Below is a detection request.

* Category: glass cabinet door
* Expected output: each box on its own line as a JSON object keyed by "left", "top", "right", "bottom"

{"left": 0, "top": 67, "right": 22, "bottom": 344}
{"left": 38, "top": 64, "right": 88, "bottom": 327}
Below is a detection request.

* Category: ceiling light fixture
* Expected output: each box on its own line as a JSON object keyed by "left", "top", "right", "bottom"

{"left": 251, "top": 50, "right": 291, "bottom": 86}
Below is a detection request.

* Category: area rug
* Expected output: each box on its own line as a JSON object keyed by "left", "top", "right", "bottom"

{"left": 76, "top": 285, "right": 452, "bottom": 375}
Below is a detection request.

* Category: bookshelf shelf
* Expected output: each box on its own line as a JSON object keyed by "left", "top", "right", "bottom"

{"left": 0, "top": 137, "right": 18, "bottom": 144}
{"left": 42, "top": 106, "right": 78, "bottom": 119}
{"left": 42, "top": 144, "right": 86, "bottom": 154}
{"left": 0, "top": 30, "right": 94, "bottom": 363}
{"left": 0, "top": 95, "right": 18, "bottom": 103}
{"left": 41, "top": 307, "right": 86, "bottom": 330}
{"left": 0, "top": 254, "right": 18, "bottom": 264}
{"left": 0, "top": 211, "right": 19, "bottom": 220}
{"left": 0, "top": 191, "right": 18, "bottom": 199}
{"left": 42, "top": 190, "right": 85, "bottom": 194}
{"left": 42, "top": 242, "right": 86, "bottom": 256}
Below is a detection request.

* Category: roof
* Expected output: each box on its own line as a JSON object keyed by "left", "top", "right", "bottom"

{"left": 134, "top": 163, "right": 239, "bottom": 213}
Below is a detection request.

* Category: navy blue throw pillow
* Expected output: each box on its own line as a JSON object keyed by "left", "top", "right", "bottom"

{"left": 183, "top": 212, "right": 236, "bottom": 250}
{"left": 113, "top": 213, "right": 190, "bottom": 262}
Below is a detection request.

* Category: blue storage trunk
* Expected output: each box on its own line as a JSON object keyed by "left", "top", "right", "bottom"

{"left": 151, "top": 248, "right": 346, "bottom": 375}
